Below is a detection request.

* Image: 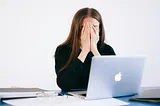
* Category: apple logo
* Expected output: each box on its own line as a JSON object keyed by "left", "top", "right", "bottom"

{"left": 115, "top": 72, "right": 122, "bottom": 81}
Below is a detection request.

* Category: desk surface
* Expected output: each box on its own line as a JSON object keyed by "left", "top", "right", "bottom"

{"left": 0, "top": 102, "right": 11, "bottom": 106}
{"left": 117, "top": 96, "right": 160, "bottom": 106}
{"left": 1, "top": 96, "right": 160, "bottom": 106}
{"left": 117, "top": 86, "right": 160, "bottom": 106}
{"left": 1, "top": 87, "right": 160, "bottom": 106}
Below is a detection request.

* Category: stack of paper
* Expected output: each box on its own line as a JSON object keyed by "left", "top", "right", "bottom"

{"left": 0, "top": 88, "right": 50, "bottom": 100}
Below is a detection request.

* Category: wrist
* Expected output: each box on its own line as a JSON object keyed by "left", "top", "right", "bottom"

{"left": 78, "top": 49, "right": 89, "bottom": 63}
{"left": 81, "top": 47, "right": 90, "bottom": 54}
{"left": 91, "top": 43, "right": 97, "bottom": 52}
{"left": 91, "top": 45, "right": 100, "bottom": 56}
{"left": 82, "top": 49, "right": 89, "bottom": 55}
{"left": 92, "top": 49, "right": 100, "bottom": 56}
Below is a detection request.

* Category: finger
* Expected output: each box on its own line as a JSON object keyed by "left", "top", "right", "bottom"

{"left": 84, "top": 22, "right": 89, "bottom": 40}
{"left": 81, "top": 24, "right": 87, "bottom": 40}
{"left": 88, "top": 23, "right": 92, "bottom": 38}
{"left": 92, "top": 26, "right": 97, "bottom": 34}
{"left": 86, "top": 23, "right": 90, "bottom": 40}
{"left": 86, "top": 22, "right": 90, "bottom": 36}
{"left": 81, "top": 25, "right": 85, "bottom": 35}
{"left": 89, "top": 23, "right": 92, "bottom": 39}
{"left": 82, "top": 23, "right": 87, "bottom": 34}
{"left": 93, "top": 26, "right": 99, "bottom": 37}
{"left": 90, "top": 24, "right": 93, "bottom": 39}
{"left": 91, "top": 25, "right": 99, "bottom": 42}
{"left": 83, "top": 23, "right": 88, "bottom": 40}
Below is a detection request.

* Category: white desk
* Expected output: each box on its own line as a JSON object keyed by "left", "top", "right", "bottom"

{"left": 3, "top": 96, "right": 129, "bottom": 106}
{"left": 2, "top": 87, "right": 160, "bottom": 106}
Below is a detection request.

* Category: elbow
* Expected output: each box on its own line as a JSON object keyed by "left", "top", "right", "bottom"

{"left": 56, "top": 77, "right": 72, "bottom": 92}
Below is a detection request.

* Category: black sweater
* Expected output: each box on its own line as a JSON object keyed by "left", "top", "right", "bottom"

{"left": 54, "top": 43, "right": 116, "bottom": 91}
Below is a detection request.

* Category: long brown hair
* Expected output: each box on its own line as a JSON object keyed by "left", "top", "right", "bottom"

{"left": 58, "top": 7, "right": 106, "bottom": 72}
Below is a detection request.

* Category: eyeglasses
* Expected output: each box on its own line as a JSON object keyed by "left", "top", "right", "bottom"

{"left": 36, "top": 90, "right": 70, "bottom": 99}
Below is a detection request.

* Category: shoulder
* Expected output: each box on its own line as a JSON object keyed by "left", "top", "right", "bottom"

{"left": 55, "top": 45, "right": 72, "bottom": 57}
{"left": 100, "top": 43, "right": 116, "bottom": 55}
{"left": 102, "top": 43, "right": 114, "bottom": 49}
{"left": 100, "top": 43, "right": 114, "bottom": 51}
{"left": 56, "top": 45, "right": 72, "bottom": 53}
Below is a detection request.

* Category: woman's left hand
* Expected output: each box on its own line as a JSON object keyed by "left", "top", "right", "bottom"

{"left": 90, "top": 24, "right": 100, "bottom": 56}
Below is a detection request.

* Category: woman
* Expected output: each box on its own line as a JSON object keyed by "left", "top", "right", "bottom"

{"left": 54, "top": 7, "right": 116, "bottom": 92}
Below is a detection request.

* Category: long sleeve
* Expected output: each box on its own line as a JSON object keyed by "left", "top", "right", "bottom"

{"left": 54, "top": 44, "right": 116, "bottom": 92}
{"left": 54, "top": 46, "right": 86, "bottom": 91}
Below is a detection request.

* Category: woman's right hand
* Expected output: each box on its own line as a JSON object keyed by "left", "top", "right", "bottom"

{"left": 80, "top": 22, "right": 91, "bottom": 53}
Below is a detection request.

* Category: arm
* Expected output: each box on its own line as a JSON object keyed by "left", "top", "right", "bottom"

{"left": 54, "top": 46, "right": 87, "bottom": 91}
{"left": 78, "top": 49, "right": 89, "bottom": 62}
{"left": 91, "top": 45, "right": 101, "bottom": 56}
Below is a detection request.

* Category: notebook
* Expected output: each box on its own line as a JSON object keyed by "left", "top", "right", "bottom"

{"left": 129, "top": 88, "right": 160, "bottom": 103}
{"left": 0, "top": 88, "right": 48, "bottom": 100}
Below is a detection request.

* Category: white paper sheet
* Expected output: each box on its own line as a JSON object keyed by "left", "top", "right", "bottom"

{"left": 3, "top": 96, "right": 130, "bottom": 106}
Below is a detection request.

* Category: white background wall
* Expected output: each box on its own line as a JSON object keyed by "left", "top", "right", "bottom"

{"left": 0, "top": 0, "right": 160, "bottom": 90}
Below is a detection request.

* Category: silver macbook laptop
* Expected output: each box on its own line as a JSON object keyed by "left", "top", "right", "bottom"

{"left": 68, "top": 56, "right": 146, "bottom": 100}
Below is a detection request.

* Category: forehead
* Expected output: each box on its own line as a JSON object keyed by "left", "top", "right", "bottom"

{"left": 82, "top": 17, "right": 99, "bottom": 25}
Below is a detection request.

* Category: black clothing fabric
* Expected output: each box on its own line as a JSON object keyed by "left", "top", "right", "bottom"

{"left": 54, "top": 43, "right": 116, "bottom": 91}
